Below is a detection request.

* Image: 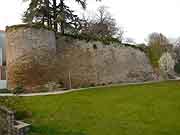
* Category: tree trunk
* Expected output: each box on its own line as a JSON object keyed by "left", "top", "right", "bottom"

{"left": 42, "top": 16, "right": 45, "bottom": 25}
{"left": 53, "top": 0, "right": 58, "bottom": 32}
{"left": 60, "top": 0, "right": 65, "bottom": 34}
{"left": 50, "top": 18, "right": 52, "bottom": 29}
{"left": 45, "top": 0, "right": 50, "bottom": 28}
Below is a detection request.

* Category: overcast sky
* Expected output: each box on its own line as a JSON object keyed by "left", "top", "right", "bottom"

{"left": 1, "top": 0, "right": 180, "bottom": 43}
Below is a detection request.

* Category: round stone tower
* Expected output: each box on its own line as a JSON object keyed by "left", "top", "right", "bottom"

{"left": 6, "top": 24, "right": 56, "bottom": 91}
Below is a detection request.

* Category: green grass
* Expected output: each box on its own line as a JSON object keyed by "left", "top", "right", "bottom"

{"left": 13, "top": 81, "right": 180, "bottom": 135}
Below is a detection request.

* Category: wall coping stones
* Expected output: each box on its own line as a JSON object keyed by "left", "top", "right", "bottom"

{"left": 14, "top": 121, "right": 31, "bottom": 135}
{"left": 6, "top": 24, "right": 53, "bottom": 32}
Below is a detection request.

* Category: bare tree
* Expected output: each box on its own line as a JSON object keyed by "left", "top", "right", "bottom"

{"left": 148, "top": 33, "right": 169, "bottom": 46}
{"left": 96, "top": 6, "right": 111, "bottom": 24}
{"left": 147, "top": 33, "right": 173, "bottom": 68}
{"left": 148, "top": 33, "right": 173, "bottom": 52}
{"left": 82, "top": 6, "right": 124, "bottom": 41}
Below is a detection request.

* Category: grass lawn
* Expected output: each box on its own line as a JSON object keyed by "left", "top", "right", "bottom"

{"left": 13, "top": 81, "right": 180, "bottom": 135}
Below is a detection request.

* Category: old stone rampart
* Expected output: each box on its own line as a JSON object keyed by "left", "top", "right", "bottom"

{"left": 6, "top": 25, "right": 155, "bottom": 91}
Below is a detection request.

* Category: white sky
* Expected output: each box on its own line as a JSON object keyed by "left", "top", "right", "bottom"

{"left": 1, "top": 0, "right": 180, "bottom": 43}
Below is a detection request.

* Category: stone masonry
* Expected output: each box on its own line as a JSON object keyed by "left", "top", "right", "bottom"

{"left": 0, "top": 106, "right": 14, "bottom": 135}
{"left": 56, "top": 37, "right": 155, "bottom": 88}
{"left": 6, "top": 25, "right": 155, "bottom": 91}
{"left": 6, "top": 25, "right": 56, "bottom": 91}
{"left": 0, "top": 106, "right": 30, "bottom": 135}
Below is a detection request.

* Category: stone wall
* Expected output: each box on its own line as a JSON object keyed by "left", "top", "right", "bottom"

{"left": 0, "top": 106, "right": 14, "bottom": 135}
{"left": 6, "top": 25, "right": 155, "bottom": 91}
{"left": 0, "top": 106, "right": 30, "bottom": 135}
{"left": 56, "top": 37, "right": 155, "bottom": 88}
{"left": 6, "top": 25, "right": 56, "bottom": 91}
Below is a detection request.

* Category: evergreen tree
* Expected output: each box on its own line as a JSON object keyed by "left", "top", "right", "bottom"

{"left": 23, "top": 0, "right": 101, "bottom": 34}
{"left": 23, "top": 0, "right": 51, "bottom": 26}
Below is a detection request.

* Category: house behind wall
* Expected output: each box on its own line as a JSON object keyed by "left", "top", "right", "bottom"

{"left": 0, "top": 30, "right": 6, "bottom": 80}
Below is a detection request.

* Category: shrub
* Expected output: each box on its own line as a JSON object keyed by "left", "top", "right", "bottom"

{"left": 147, "top": 46, "right": 165, "bottom": 68}
{"left": 12, "top": 84, "right": 25, "bottom": 94}
{"left": 146, "top": 33, "right": 171, "bottom": 69}
{"left": 58, "top": 33, "right": 121, "bottom": 45}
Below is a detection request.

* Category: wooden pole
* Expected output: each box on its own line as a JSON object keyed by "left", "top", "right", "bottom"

{"left": 69, "top": 71, "right": 72, "bottom": 89}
